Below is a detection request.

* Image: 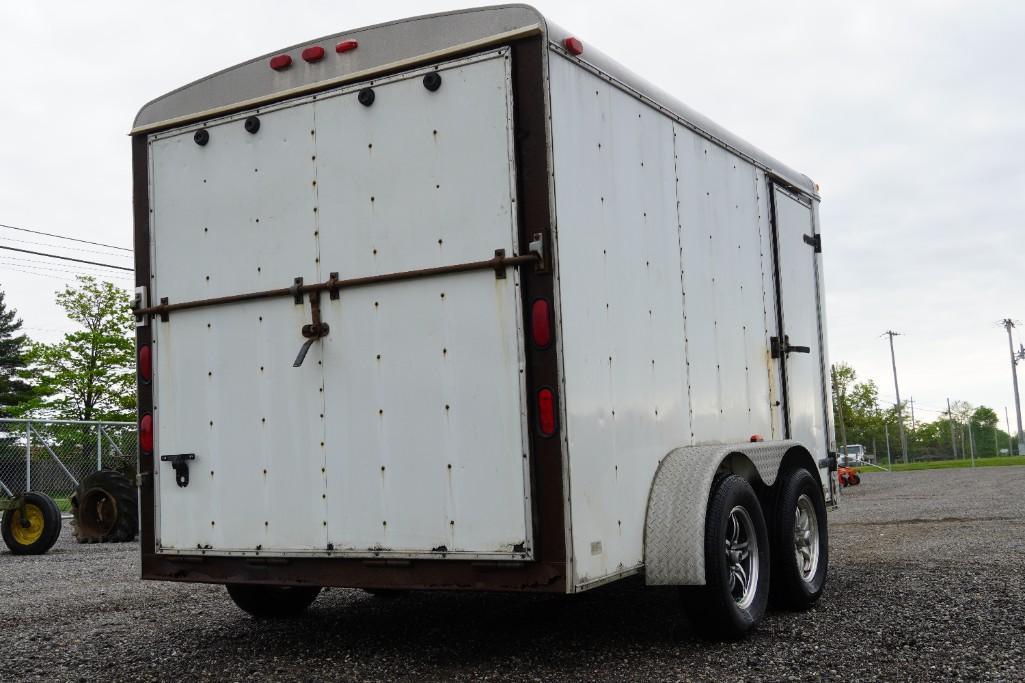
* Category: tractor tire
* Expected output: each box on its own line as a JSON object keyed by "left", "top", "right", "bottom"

{"left": 769, "top": 467, "right": 829, "bottom": 610}
{"left": 2, "top": 492, "right": 62, "bottom": 555}
{"left": 680, "top": 475, "right": 770, "bottom": 640}
{"left": 71, "top": 469, "right": 138, "bottom": 543}
{"left": 850, "top": 474, "right": 861, "bottom": 486}
{"left": 226, "top": 584, "right": 321, "bottom": 618}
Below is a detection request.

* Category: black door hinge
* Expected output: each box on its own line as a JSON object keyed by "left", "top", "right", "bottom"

{"left": 803, "top": 233, "right": 821, "bottom": 253}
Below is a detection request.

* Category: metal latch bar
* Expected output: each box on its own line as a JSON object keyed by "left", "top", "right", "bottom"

{"left": 135, "top": 250, "right": 540, "bottom": 321}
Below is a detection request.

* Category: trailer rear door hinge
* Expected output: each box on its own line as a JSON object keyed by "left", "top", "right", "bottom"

{"left": 133, "top": 287, "right": 149, "bottom": 328}
{"left": 160, "top": 453, "right": 195, "bottom": 488}
{"left": 803, "top": 233, "right": 821, "bottom": 253}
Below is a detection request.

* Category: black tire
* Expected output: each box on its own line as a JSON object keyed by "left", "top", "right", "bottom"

{"left": 71, "top": 469, "right": 138, "bottom": 543}
{"left": 850, "top": 474, "right": 861, "bottom": 486}
{"left": 770, "top": 467, "right": 828, "bottom": 610}
{"left": 226, "top": 584, "right": 321, "bottom": 618}
{"left": 680, "top": 475, "right": 770, "bottom": 640}
{"left": 2, "top": 492, "right": 62, "bottom": 555}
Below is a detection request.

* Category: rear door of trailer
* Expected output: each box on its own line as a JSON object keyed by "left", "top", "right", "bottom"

{"left": 147, "top": 49, "right": 533, "bottom": 559}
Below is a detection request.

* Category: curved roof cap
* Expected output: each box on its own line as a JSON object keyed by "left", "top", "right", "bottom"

{"left": 134, "top": 4, "right": 817, "bottom": 197}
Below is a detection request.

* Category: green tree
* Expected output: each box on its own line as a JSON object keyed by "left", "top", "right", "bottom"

{"left": 0, "top": 287, "right": 33, "bottom": 416}
{"left": 25, "top": 277, "right": 136, "bottom": 421}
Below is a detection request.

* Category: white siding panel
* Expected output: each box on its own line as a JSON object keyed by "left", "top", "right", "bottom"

{"left": 550, "top": 54, "right": 690, "bottom": 586}
{"left": 675, "top": 124, "right": 775, "bottom": 445}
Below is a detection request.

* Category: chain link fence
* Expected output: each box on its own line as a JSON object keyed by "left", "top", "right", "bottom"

{"left": 0, "top": 419, "right": 137, "bottom": 508}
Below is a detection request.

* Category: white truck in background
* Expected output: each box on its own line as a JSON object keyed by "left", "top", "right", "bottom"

{"left": 131, "top": 5, "right": 836, "bottom": 639}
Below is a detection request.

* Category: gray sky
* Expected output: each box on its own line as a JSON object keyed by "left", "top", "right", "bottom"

{"left": 1, "top": 1, "right": 1023, "bottom": 429}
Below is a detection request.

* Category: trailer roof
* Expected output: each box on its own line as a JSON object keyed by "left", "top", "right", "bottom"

{"left": 133, "top": 4, "right": 817, "bottom": 197}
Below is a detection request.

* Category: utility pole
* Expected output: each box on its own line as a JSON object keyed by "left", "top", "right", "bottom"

{"left": 885, "top": 330, "right": 910, "bottom": 463}
{"left": 908, "top": 397, "right": 916, "bottom": 431}
{"left": 1006, "top": 406, "right": 1013, "bottom": 454}
{"left": 831, "top": 365, "right": 848, "bottom": 458}
{"left": 884, "top": 422, "right": 892, "bottom": 467}
{"left": 948, "top": 398, "right": 958, "bottom": 459}
{"left": 1002, "top": 319, "right": 1025, "bottom": 455}
{"left": 967, "top": 420, "right": 975, "bottom": 467}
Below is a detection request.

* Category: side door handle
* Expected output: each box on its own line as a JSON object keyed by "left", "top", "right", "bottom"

{"left": 770, "top": 335, "right": 811, "bottom": 358}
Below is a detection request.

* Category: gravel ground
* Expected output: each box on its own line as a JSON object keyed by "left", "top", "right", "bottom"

{"left": 2, "top": 467, "right": 1023, "bottom": 682}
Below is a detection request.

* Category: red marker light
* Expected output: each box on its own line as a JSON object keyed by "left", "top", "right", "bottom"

{"left": 531, "top": 299, "right": 551, "bottom": 348}
{"left": 335, "top": 39, "right": 358, "bottom": 53}
{"left": 750, "top": 434, "right": 764, "bottom": 442}
{"left": 138, "top": 344, "right": 152, "bottom": 383}
{"left": 564, "top": 37, "right": 583, "bottom": 55}
{"left": 269, "top": 54, "right": 292, "bottom": 71}
{"left": 537, "top": 388, "right": 557, "bottom": 436}
{"left": 140, "top": 414, "right": 153, "bottom": 453}
{"left": 301, "top": 46, "right": 325, "bottom": 63}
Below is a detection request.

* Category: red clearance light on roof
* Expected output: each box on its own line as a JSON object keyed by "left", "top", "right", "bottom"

{"left": 140, "top": 414, "right": 153, "bottom": 454}
{"left": 301, "top": 46, "right": 325, "bottom": 63}
{"left": 531, "top": 299, "right": 551, "bottom": 348}
{"left": 537, "top": 388, "right": 557, "bottom": 436}
{"left": 564, "top": 37, "right": 583, "bottom": 55}
{"left": 138, "top": 344, "right": 152, "bottom": 383}
{"left": 269, "top": 54, "right": 293, "bottom": 71}
{"left": 335, "top": 39, "right": 358, "bottom": 53}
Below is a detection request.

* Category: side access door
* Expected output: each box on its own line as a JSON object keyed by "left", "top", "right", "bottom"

{"left": 770, "top": 184, "right": 832, "bottom": 498}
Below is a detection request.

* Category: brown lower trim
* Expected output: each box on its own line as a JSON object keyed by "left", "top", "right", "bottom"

{"left": 143, "top": 554, "right": 565, "bottom": 592}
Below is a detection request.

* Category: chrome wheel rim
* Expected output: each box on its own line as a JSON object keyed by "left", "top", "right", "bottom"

{"left": 794, "top": 494, "right": 820, "bottom": 582}
{"left": 725, "top": 505, "right": 759, "bottom": 609}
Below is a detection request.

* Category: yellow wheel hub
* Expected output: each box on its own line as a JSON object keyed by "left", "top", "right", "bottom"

{"left": 8, "top": 503, "right": 45, "bottom": 547}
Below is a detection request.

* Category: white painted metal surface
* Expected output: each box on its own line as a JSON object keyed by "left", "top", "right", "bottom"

{"left": 148, "top": 50, "right": 530, "bottom": 558}
{"left": 549, "top": 52, "right": 819, "bottom": 589}
{"left": 549, "top": 53, "right": 687, "bottom": 587}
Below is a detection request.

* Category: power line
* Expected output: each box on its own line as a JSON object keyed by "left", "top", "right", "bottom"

{"left": 0, "top": 233, "right": 133, "bottom": 258}
{"left": 0, "top": 260, "right": 128, "bottom": 280}
{"left": 0, "top": 245, "right": 133, "bottom": 272}
{"left": 0, "top": 222, "right": 131, "bottom": 252}
{"left": 0, "top": 254, "right": 134, "bottom": 279}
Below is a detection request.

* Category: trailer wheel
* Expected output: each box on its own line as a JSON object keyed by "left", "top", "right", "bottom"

{"left": 770, "top": 467, "right": 828, "bottom": 610}
{"left": 680, "top": 474, "right": 770, "bottom": 640}
{"left": 2, "top": 492, "right": 62, "bottom": 555}
{"left": 71, "top": 470, "right": 138, "bottom": 543}
{"left": 226, "top": 584, "right": 321, "bottom": 618}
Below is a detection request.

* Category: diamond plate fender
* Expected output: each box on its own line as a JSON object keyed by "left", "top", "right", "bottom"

{"left": 643, "top": 440, "right": 799, "bottom": 586}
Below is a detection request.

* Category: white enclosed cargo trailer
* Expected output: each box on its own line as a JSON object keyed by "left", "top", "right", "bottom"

{"left": 132, "top": 5, "right": 836, "bottom": 637}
